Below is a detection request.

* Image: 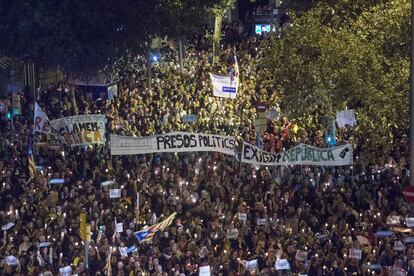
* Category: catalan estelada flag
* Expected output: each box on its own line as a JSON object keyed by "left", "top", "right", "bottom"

{"left": 134, "top": 212, "right": 177, "bottom": 243}
{"left": 229, "top": 50, "right": 239, "bottom": 85}
{"left": 27, "top": 147, "right": 36, "bottom": 177}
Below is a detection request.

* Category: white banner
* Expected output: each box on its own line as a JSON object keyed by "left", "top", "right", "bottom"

{"left": 34, "top": 102, "right": 51, "bottom": 134}
{"left": 241, "top": 143, "right": 353, "bottom": 166}
{"left": 51, "top": 115, "right": 106, "bottom": 146}
{"left": 336, "top": 109, "right": 356, "bottom": 128}
{"left": 210, "top": 73, "right": 238, "bottom": 99}
{"left": 110, "top": 132, "right": 236, "bottom": 156}
{"left": 210, "top": 54, "right": 239, "bottom": 99}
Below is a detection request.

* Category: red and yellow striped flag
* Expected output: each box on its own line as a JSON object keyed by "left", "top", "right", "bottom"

{"left": 27, "top": 148, "right": 36, "bottom": 177}
{"left": 134, "top": 212, "right": 177, "bottom": 243}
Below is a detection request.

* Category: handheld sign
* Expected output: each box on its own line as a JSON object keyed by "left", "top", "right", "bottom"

{"left": 393, "top": 241, "right": 406, "bottom": 251}
{"left": 2, "top": 222, "right": 15, "bottom": 231}
{"left": 295, "top": 250, "right": 307, "bottom": 261}
{"left": 386, "top": 215, "right": 401, "bottom": 225}
{"left": 39, "top": 242, "right": 51, "bottom": 248}
{"left": 116, "top": 222, "right": 124, "bottom": 233}
{"left": 101, "top": 180, "right": 115, "bottom": 187}
{"left": 239, "top": 213, "right": 247, "bottom": 221}
{"left": 246, "top": 259, "right": 258, "bottom": 270}
{"left": 126, "top": 245, "right": 137, "bottom": 254}
{"left": 182, "top": 114, "right": 197, "bottom": 123}
{"left": 5, "top": 256, "right": 19, "bottom": 266}
{"left": 375, "top": 231, "right": 393, "bottom": 237}
{"left": 349, "top": 248, "right": 362, "bottom": 260}
{"left": 227, "top": 229, "right": 239, "bottom": 240}
{"left": 275, "top": 259, "right": 290, "bottom": 270}
{"left": 199, "top": 265, "right": 211, "bottom": 276}
{"left": 119, "top": 247, "right": 128, "bottom": 257}
{"left": 364, "top": 264, "right": 381, "bottom": 270}
{"left": 59, "top": 265, "right": 72, "bottom": 276}
{"left": 49, "top": 178, "right": 65, "bottom": 184}
{"left": 110, "top": 189, "right": 121, "bottom": 199}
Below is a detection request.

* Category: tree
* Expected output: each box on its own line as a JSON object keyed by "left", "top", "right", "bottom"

{"left": 263, "top": 0, "right": 410, "bottom": 163}
{"left": 155, "top": 0, "right": 213, "bottom": 76}
{"left": 0, "top": 0, "right": 214, "bottom": 74}
{"left": 211, "top": 0, "right": 235, "bottom": 64}
{"left": 157, "top": 0, "right": 211, "bottom": 37}
{"left": 284, "top": 0, "right": 389, "bottom": 14}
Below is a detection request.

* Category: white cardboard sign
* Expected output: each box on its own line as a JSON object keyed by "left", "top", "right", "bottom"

{"left": 110, "top": 189, "right": 121, "bottom": 198}
{"left": 246, "top": 259, "right": 258, "bottom": 270}
{"left": 295, "top": 250, "right": 308, "bottom": 261}
{"left": 349, "top": 248, "right": 362, "bottom": 260}
{"left": 275, "top": 259, "right": 290, "bottom": 270}
{"left": 199, "top": 265, "right": 211, "bottom": 276}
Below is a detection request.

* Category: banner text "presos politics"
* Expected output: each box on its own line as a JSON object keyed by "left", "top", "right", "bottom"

{"left": 156, "top": 133, "right": 235, "bottom": 150}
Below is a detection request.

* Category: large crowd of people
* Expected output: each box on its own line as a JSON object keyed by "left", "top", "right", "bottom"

{"left": 0, "top": 26, "right": 413, "bottom": 276}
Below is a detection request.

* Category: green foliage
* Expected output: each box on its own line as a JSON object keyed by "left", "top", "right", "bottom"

{"left": 212, "top": 0, "right": 235, "bottom": 63}
{"left": 0, "top": 0, "right": 159, "bottom": 73}
{"left": 157, "top": 0, "right": 214, "bottom": 37}
{"left": 0, "top": 0, "right": 215, "bottom": 74}
{"left": 264, "top": 0, "right": 410, "bottom": 163}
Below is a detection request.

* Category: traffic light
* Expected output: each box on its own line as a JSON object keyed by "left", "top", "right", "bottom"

{"left": 325, "top": 134, "right": 336, "bottom": 146}
{"left": 325, "top": 118, "right": 337, "bottom": 147}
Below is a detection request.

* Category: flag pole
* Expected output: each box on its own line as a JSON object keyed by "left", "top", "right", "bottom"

{"left": 33, "top": 102, "right": 37, "bottom": 158}
{"left": 136, "top": 192, "right": 140, "bottom": 224}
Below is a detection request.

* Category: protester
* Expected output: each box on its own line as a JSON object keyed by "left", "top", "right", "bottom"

{"left": 0, "top": 28, "right": 412, "bottom": 276}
